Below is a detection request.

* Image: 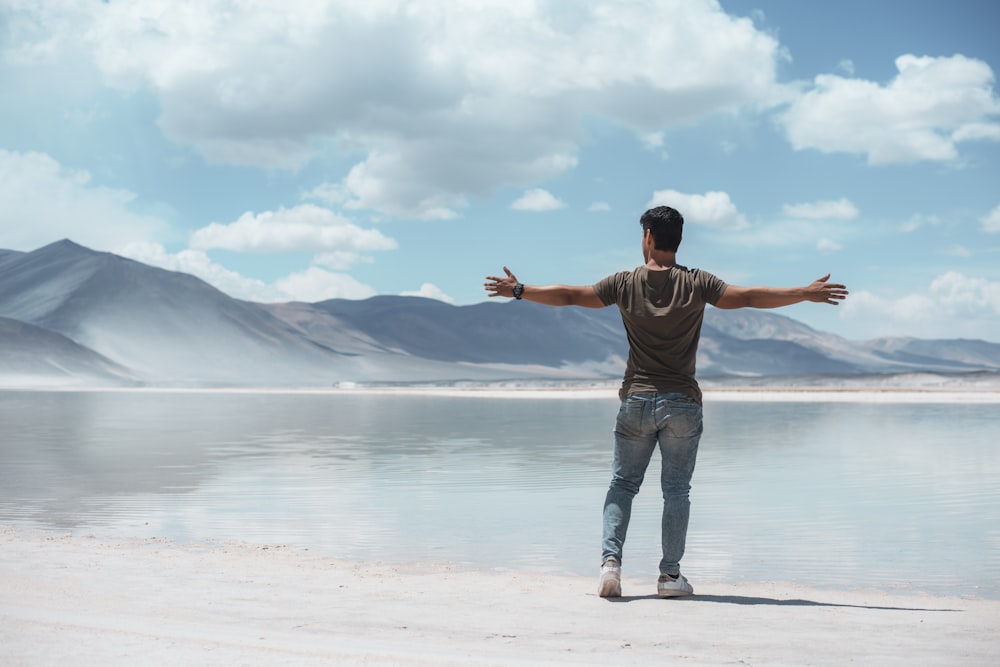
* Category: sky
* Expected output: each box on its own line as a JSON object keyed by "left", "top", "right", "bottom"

{"left": 1, "top": 0, "right": 999, "bottom": 342}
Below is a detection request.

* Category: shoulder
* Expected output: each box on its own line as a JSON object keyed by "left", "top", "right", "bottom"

{"left": 593, "top": 267, "right": 643, "bottom": 304}
{"left": 685, "top": 267, "right": 728, "bottom": 302}
{"left": 595, "top": 267, "right": 643, "bottom": 287}
{"left": 684, "top": 266, "right": 721, "bottom": 281}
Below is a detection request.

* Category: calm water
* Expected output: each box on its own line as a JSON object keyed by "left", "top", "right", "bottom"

{"left": 1, "top": 390, "right": 998, "bottom": 598}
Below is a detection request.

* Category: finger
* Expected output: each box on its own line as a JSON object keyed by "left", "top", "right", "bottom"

{"left": 503, "top": 266, "right": 518, "bottom": 281}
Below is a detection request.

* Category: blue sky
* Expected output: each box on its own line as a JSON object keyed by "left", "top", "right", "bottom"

{"left": 1, "top": 0, "right": 998, "bottom": 342}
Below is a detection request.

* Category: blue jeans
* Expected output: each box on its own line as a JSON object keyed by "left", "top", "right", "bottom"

{"left": 601, "top": 393, "right": 703, "bottom": 576}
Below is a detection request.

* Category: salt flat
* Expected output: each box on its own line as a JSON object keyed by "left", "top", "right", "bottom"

{"left": 2, "top": 528, "right": 998, "bottom": 666}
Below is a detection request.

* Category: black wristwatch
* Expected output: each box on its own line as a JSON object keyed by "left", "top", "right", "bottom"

{"left": 512, "top": 283, "right": 524, "bottom": 300}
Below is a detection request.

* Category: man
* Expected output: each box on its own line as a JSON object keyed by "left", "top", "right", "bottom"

{"left": 484, "top": 205, "right": 848, "bottom": 598}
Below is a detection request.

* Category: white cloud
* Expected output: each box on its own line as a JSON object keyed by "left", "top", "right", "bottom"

{"left": 312, "top": 251, "right": 373, "bottom": 271}
{"left": 647, "top": 189, "right": 748, "bottom": 230}
{"left": 189, "top": 204, "right": 397, "bottom": 258}
{"left": 981, "top": 204, "right": 1000, "bottom": 233}
{"left": 928, "top": 272, "right": 1000, "bottom": 314}
{"left": 117, "top": 241, "right": 378, "bottom": 303}
{"left": 817, "top": 238, "right": 842, "bottom": 253}
{"left": 782, "top": 198, "right": 858, "bottom": 220}
{"left": 335, "top": 151, "right": 471, "bottom": 220}
{"left": 511, "top": 188, "right": 565, "bottom": 212}
{"left": 400, "top": 283, "right": 454, "bottom": 303}
{"left": 588, "top": 202, "right": 611, "bottom": 212}
{"left": 16, "top": 0, "right": 786, "bottom": 219}
{"left": 0, "top": 2, "right": 92, "bottom": 65}
{"left": 117, "top": 241, "right": 288, "bottom": 302}
{"left": 783, "top": 54, "right": 1000, "bottom": 164}
{"left": 725, "top": 219, "right": 841, "bottom": 249}
{"left": 942, "top": 245, "right": 972, "bottom": 258}
{"left": 952, "top": 123, "right": 1000, "bottom": 142}
{"left": 900, "top": 214, "right": 944, "bottom": 233}
{"left": 275, "top": 267, "right": 376, "bottom": 303}
{"left": 639, "top": 131, "right": 669, "bottom": 159}
{"left": 836, "top": 59, "right": 855, "bottom": 76}
{"left": 843, "top": 272, "right": 1000, "bottom": 339}
{"left": 640, "top": 132, "right": 665, "bottom": 150}
{"left": 0, "top": 149, "right": 166, "bottom": 251}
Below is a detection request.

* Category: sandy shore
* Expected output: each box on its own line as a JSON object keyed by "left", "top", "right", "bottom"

{"left": 2, "top": 528, "right": 998, "bottom": 666}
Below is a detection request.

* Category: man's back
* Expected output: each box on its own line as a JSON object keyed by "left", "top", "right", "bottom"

{"left": 594, "top": 265, "right": 726, "bottom": 402}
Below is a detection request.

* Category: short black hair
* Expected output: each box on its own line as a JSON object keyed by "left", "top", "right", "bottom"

{"left": 640, "top": 206, "right": 683, "bottom": 252}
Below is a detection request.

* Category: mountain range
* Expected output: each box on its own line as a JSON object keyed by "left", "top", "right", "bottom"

{"left": 2, "top": 240, "right": 999, "bottom": 388}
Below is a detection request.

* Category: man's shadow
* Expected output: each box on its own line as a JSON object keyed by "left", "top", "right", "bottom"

{"left": 605, "top": 593, "right": 961, "bottom": 612}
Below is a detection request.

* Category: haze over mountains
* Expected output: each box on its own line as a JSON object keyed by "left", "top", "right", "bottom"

{"left": 2, "top": 240, "right": 999, "bottom": 388}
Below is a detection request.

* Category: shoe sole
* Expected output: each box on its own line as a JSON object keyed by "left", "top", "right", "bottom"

{"left": 598, "top": 576, "right": 621, "bottom": 598}
{"left": 657, "top": 588, "right": 693, "bottom": 598}
{"left": 657, "top": 582, "right": 694, "bottom": 598}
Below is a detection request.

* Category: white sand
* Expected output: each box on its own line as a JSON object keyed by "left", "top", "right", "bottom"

{"left": 2, "top": 527, "right": 998, "bottom": 666}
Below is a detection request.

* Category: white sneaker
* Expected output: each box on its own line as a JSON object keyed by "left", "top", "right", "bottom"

{"left": 657, "top": 573, "right": 694, "bottom": 597}
{"left": 598, "top": 559, "right": 621, "bottom": 598}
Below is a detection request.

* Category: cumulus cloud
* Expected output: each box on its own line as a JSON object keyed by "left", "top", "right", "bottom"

{"left": 13, "top": 0, "right": 786, "bottom": 219}
{"left": 589, "top": 202, "right": 611, "bottom": 212}
{"left": 647, "top": 189, "right": 748, "bottom": 230}
{"left": 189, "top": 204, "right": 397, "bottom": 259}
{"left": 782, "top": 198, "right": 858, "bottom": 220}
{"left": 117, "top": 241, "right": 288, "bottom": 302}
{"left": 511, "top": 188, "right": 565, "bottom": 212}
{"left": 0, "top": 149, "right": 386, "bottom": 302}
{"left": 981, "top": 204, "right": 1000, "bottom": 233}
{"left": 843, "top": 272, "right": 1000, "bottom": 339}
{"left": 952, "top": 123, "right": 1000, "bottom": 142}
{"left": 0, "top": 149, "right": 166, "bottom": 251}
{"left": 400, "top": 283, "right": 455, "bottom": 303}
{"left": 274, "top": 267, "right": 377, "bottom": 303}
{"left": 117, "top": 241, "right": 379, "bottom": 302}
{"left": 783, "top": 54, "right": 1000, "bottom": 164}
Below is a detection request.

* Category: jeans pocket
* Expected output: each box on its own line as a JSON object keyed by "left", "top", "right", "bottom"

{"left": 657, "top": 400, "right": 703, "bottom": 439}
{"left": 615, "top": 397, "right": 647, "bottom": 436}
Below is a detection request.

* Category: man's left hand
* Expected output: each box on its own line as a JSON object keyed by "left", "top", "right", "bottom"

{"left": 484, "top": 266, "right": 519, "bottom": 298}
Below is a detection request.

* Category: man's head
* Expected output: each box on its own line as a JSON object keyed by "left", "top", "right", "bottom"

{"left": 640, "top": 206, "right": 683, "bottom": 252}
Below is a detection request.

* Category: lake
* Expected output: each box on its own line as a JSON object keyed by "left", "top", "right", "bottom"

{"left": 1, "top": 389, "right": 997, "bottom": 598}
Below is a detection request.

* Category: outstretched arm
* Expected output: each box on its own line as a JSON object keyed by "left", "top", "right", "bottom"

{"left": 484, "top": 267, "right": 605, "bottom": 308}
{"left": 715, "top": 274, "right": 848, "bottom": 309}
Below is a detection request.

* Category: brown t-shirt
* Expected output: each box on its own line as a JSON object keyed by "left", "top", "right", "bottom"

{"left": 594, "top": 265, "right": 727, "bottom": 403}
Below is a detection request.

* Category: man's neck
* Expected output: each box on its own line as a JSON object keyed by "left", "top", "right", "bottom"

{"left": 645, "top": 250, "right": 677, "bottom": 270}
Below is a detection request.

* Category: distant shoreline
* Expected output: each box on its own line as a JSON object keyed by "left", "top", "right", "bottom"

{"left": 3, "top": 383, "right": 1000, "bottom": 402}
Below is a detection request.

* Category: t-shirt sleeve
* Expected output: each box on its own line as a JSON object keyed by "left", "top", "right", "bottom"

{"left": 593, "top": 272, "right": 626, "bottom": 307}
{"left": 696, "top": 270, "right": 728, "bottom": 306}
